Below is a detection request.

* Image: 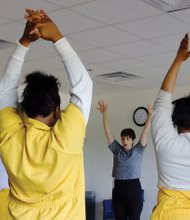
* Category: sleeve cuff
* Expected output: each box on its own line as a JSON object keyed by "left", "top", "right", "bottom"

{"left": 54, "top": 37, "right": 75, "bottom": 59}
{"left": 11, "top": 40, "right": 30, "bottom": 61}
{"left": 159, "top": 89, "right": 172, "bottom": 99}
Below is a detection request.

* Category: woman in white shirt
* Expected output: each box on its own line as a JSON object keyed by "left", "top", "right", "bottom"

{"left": 151, "top": 33, "right": 190, "bottom": 220}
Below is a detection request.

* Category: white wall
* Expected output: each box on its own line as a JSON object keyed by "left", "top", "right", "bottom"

{"left": 0, "top": 86, "right": 189, "bottom": 220}
{"left": 84, "top": 88, "right": 157, "bottom": 220}
{"left": 84, "top": 86, "right": 189, "bottom": 220}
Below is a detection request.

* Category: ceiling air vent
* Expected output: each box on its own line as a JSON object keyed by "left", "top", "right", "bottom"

{"left": 97, "top": 72, "right": 141, "bottom": 83}
{"left": 0, "top": 39, "right": 15, "bottom": 49}
{"left": 142, "top": 0, "right": 190, "bottom": 12}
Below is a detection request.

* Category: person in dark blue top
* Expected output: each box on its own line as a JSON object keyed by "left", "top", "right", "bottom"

{"left": 97, "top": 100, "right": 152, "bottom": 220}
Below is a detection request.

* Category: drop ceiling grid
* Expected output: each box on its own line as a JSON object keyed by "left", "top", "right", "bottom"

{"left": 0, "top": 0, "right": 189, "bottom": 94}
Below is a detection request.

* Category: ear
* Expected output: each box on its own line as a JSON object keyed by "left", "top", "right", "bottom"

{"left": 55, "top": 106, "right": 61, "bottom": 119}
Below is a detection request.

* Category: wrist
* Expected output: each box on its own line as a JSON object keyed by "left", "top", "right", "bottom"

{"left": 174, "top": 56, "right": 184, "bottom": 65}
{"left": 19, "top": 37, "right": 30, "bottom": 47}
{"left": 51, "top": 33, "right": 63, "bottom": 43}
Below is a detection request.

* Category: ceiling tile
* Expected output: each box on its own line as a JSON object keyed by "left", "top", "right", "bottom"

{"left": 27, "top": 54, "right": 63, "bottom": 69}
{"left": 179, "top": 61, "right": 190, "bottom": 73}
{"left": 117, "top": 77, "right": 160, "bottom": 90}
{"left": 84, "top": 63, "right": 117, "bottom": 77}
{"left": 66, "top": 38, "right": 96, "bottom": 51}
{"left": 171, "top": 8, "right": 190, "bottom": 24}
{"left": 98, "top": 58, "right": 154, "bottom": 72}
{"left": 31, "top": 40, "right": 57, "bottom": 55}
{"left": 138, "top": 51, "right": 176, "bottom": 66}
{"left": 0, "top": 22, "right": 25, "bottom": 42}
{"left": 0, "top": 0, "right": 60, "bottom": 20}
{"left": 116, "top": 14, "right": 190, "bottom": 38}
{"left": 0, "top": 0, "right": 189, "bottom": 95}
{"left": 71, "top": 0, "right": 162, "bottom": 24}
{"left": 129, "top": 65, "right": 169, "bottom": 78}
{"left": 106, "top": 40, "right": 170, "bottom": 57}
{"left": 48, "top": 9, "right": 105, "bottom": 34}
{"left": 47, "top": 0, "right": 94, "bottom": 8}
{"left": 176, "top": 75, "right": 190, "bottom": 86}
{"left": 151, "top": 33, "right": 184, "bottom": 49}
{"left": 68, "top": 26, "right": 141, "bottom": 47}
{"left": 0, "top": 16, "right": 12, "bottom": 24}
{"left": 78, "top": 48, "right": 125, "bottom": 64}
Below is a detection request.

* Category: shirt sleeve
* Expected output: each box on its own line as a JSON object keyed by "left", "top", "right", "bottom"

{"left": 0, "top": 107, "right": 23, "bottom": 146}
{"left": 0, "top": 41, "right": 29, "bottom": 109}
{"left": 54, "top": 38, "right": 93, "bottom": 125}
{"left": 108, "top": 139, "right": 122, "bottom": 154}
{"left": 151, "top": 89, "right": 178, "bottom": 151}
{"left": 134, "top": 141, "right": 146, "bottom": 151}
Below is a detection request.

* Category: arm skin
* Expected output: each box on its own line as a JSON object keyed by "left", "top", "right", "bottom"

{"left": 161, "top": 33, "right": 190, "bottom": 93}
{"left": 139, "top": 105, "right": 153, "bottom": 147}
{"left": 97, "top": 100, "right": 114, "bottom": 145}
{"left": 97, "top": 100, "right": 153, "bottom": 146}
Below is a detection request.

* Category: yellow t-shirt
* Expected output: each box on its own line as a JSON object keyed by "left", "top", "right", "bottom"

{"left": 0, "top": 188, "right": 9, "bottom": 220}
{"left": 151, "top": 187, "right": 190, "bottom": 220}
{"left": 0, "top": 103, "right": 86, "bottom": 220}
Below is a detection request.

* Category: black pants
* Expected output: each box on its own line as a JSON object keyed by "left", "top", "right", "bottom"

{"left": 112, "top": 179, "right": 143, "bottom": 220}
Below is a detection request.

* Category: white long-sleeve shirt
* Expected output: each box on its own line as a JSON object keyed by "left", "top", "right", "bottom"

{"left": 151, "top": 89, "right": 190, "bottom": 190}
{"left": 0, "top": 37, "right": 93, "bottom": 124}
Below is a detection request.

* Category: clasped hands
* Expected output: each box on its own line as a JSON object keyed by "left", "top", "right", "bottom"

{"left": 20, "top": 8, "right": 63, "bottom": 47}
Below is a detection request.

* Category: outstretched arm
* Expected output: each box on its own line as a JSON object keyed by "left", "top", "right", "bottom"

{"left": 0, "top": 17, "right": 42, "bottom": 110}
{"left": 139, "top": 105, "right": 153, "bottom": 147}
{"left": 26, "top": 9, "right": 93, "bottom": 124}
{"left": 97, "top": 100, "right": 114, "bottom": 145}
{"left": 151, "top": 35, "right": 190, "bottom": 149}
{"left": 161, "top": 33, "right": 190, "bottom": 93}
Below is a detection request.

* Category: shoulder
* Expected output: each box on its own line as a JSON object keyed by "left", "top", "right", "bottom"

{"left": 108, "top": 139, "right": 123, "bottom": 153}
{"left": 0, "top": 107, "right": 22, "bottom": 128}
{"left": 109, "top": 139, "right": 121, "bottom": 147}
{"left": 62, "top": 103, "right": 85, "bottom": 121}
{"left": 134, "top": 141, "right": 146, "bottom": 151}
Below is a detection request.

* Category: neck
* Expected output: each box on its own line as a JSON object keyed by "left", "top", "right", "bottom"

{"left": 35, "top": 112, "right": 56, "bottom": 127}
{"left": 178, "top": 126, "right": 190, "bottom": 134}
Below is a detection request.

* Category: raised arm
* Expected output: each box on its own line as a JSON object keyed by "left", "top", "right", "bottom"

{"left": 97, "top": 100, "right": 114, "bottom": 145}
{"left": 25, "top": 9, "right": 93, "bottom": 124}
{"left": 151, "top": 35, "right": 190, "bottom": 148}
{"left": 139, "top": 105, "right": 153, "bottom": 147}
{"left": 161, "top": 33, "right": 190, "bottom": 93}
{"left": 0, "top": 16, "right": 42, "bottom": 110}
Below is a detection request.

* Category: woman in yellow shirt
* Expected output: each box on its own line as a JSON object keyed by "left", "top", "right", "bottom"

{"left": 0, "top": 9, "right": 92, "bottom": 220}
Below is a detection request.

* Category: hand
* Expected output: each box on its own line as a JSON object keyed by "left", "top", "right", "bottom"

{"left": 19, "top": 21, "right": 42, "bottom": 47}
{"left": 25, "top": 9, "right": 63, "bottom": 43}
{"left": 96, "top": 100, "right": 108, "bottom": 113}
{"left": 176, "top": 33, "right": 190, "bottom": 62}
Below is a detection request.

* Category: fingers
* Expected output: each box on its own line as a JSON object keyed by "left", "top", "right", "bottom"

{"left": 98, "top": 100, "right": 105, "bottom": 107}
{"left": 181, "top": 33, "right": 189, "bottom": 46}
{"left": 25, "top": 8, "right": 49, "bottom": 24}
{"left": 25, "top": 8, "right": 44, "bottom": 16}
{"left": 35, "top": 23, "right": 46, "bottom": 28}
{"left": 25, "top": 8, "right": 50, "bottom": 21}
{"left": 29, "top": 29, "right": 41, "bottom": 38}
{"left": 25, "top": 15, "right": 44, "bottom": 24}
{"left": 97, "top": 100, "right": 108, "bottom": 112}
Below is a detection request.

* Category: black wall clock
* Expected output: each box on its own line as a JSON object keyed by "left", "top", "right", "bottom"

{"left": 133, "top": 107, "right": 148, "bottom": 126}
